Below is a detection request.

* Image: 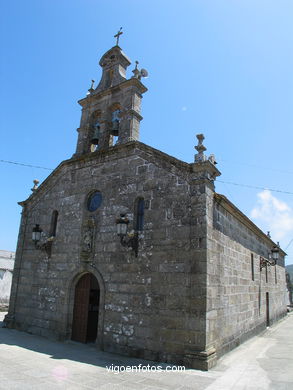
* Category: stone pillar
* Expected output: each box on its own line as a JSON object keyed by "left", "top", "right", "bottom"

{"left": 183, "top": 134, "right": 221, "bottom": 370}
{"left": 75, "top": 124, "right": 90, "bottom": 155}
{"left": 118, "top": 109, "right": 143, "bottom": 144}
{"left": 96, "top": 120, "right": 110, "bottom": 150}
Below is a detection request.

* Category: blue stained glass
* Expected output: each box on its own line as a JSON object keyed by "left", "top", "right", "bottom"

{"left": 87, "top": 191, "right": 102, "bottom": 212}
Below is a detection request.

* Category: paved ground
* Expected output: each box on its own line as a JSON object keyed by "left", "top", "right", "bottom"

{"left": 0, "top": 312, "right": 292, "bottom": 390}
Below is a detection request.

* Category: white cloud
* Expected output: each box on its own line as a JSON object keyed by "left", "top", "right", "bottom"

{"left": 250, "top": 190, "right": 293, "bottom": 241}
{"left": 181, "top": 106, "right": 187, "bottom": 111}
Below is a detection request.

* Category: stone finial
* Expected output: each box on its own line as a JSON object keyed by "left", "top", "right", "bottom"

{"left": 31, "top": 179, "right": 39, "bottom": 192}
{"left": 267, "top": 231, "right": 271, "bottom": 238}
{"left": 194, "top": 134, "right": 207, "bottom": 163}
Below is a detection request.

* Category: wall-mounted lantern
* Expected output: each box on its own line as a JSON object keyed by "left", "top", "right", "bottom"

{"left": 32, "top": 224, "right": 54, "bottom": 258}
{"left": 116, "top": 214, "right": 139, "bottom": 257}
{"left": 260, "top": 246, "right": 280, "bottom": 270}
{"left": 32, "top": 224, "right": 42, "bottom": 242}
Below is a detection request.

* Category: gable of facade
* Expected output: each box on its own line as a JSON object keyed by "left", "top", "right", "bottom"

{"left": 6, "top": 138, "right": 219, "bottom": 367}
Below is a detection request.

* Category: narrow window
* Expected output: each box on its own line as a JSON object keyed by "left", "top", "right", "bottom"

{"left": 49, "top": 210, "right": 58, "bottom": 237}
{"left": 135, "top": 198, "right": 144, "bottom": 231}
{"left": 251, "top": 253, "right": 254, "bottom": 281}
{"left": 265, "top": 263, "right": 268, "bottom": 283}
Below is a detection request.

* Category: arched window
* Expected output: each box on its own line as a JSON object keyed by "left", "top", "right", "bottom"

{"left": 135, "top": 198, "right": 144, "bottom": 231}
{"left": 49, "top": 210, "right": 58, "bottom": 237}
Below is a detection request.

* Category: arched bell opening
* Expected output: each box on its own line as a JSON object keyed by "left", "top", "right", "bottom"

{"left": 90, "top": 111, "right": 102, "bottom": 152}
{"left": 108, "top": 103, "right": 122, "bottom": 146}
{"left": 71, "top": 272, "right": 100, "bottom": 343}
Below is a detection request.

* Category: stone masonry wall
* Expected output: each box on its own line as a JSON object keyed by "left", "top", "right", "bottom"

{"left": 206, "top": 195, "right": 287, "bottom": 358}
{"left": 6, "top": 142, "right": 208, "bottom": 367}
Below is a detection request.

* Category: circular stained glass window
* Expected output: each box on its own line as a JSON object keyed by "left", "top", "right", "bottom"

{"left": 87, "top": 191, "right": 102, "bottom": 212}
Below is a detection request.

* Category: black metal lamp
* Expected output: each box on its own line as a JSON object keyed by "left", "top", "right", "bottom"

{"left": 116, "top": 214, "right": 129, "bottom": 236}
{"left": 32, "top": 224, "right": 42, "bottom": 244}
{"left": 116, "top": 214, "right": 139, "bottom": 257}
{"left": 32, "top": 224, "right": 53, "bottom": 258}
{"left": 271, "top": 246, "right": 280, "bottom": 264}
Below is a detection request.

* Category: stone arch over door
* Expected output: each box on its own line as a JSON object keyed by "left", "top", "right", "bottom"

{"left": 66, "top": 268, "right": 105, "bottom": 349}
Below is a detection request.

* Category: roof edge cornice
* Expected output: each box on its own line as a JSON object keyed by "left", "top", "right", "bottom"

{"left": 214, "top": 193, "right": 286, "bottom": 256}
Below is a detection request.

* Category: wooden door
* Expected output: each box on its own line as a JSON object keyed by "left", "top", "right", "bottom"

{"left": 71, "top": 273, "right": 91, "bottom": 343}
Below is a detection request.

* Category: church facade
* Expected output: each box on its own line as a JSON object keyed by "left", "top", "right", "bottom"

{"left": 5, "top": 42, "right": 287, "bottom": 370}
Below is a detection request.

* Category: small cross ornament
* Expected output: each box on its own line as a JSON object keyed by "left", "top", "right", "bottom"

{"left": 114, "top": 27, "right": 123, "bottom": 46}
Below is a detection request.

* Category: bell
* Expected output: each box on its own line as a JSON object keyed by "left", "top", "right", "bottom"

{"left": 111, "top": 119, "right": 119, "bottom": 136}
{"left": 91, "top": 128, "right": 100, "bottom": 145}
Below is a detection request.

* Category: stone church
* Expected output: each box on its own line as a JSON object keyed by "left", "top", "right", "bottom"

{"left": 5, "top": 40, "right": 287, "bottom": 370}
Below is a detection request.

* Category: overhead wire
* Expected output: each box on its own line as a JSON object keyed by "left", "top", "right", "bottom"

{"left": 217, "top": 180, "right": 293, "bottom": 195}
{"left": 1, "top": 158, "right": 293, "bottom": 195}
{"left": 2, "top": 157, "right": 293, "bottom": 257}
{"left": 218, "top": 158, "right": 293, "bottom": 176}
{"left": 285, "top": 238, "right": 293, "bottom": 251}
{"left": 0, "top": 159, "right": 53, "bottom": 171}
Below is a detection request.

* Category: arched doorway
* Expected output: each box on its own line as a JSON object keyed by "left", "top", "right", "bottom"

{"left": 71, "top": 273, "right": 100, "bottom": 343}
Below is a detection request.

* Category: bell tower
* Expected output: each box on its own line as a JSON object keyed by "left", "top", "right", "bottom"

{"left": 74, "top": 35, "right": 147, "bottom": 156}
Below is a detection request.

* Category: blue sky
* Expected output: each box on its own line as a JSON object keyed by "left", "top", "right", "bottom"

{"left": 1, "top": 0, "right": 293, "bottom": 264}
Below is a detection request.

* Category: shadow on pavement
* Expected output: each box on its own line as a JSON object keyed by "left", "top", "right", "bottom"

{"left": 0, "top": 314, "right": 184, "bottom": 371}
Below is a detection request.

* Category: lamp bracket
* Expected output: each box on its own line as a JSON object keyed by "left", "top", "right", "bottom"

{"left": 120, "top": 232, "right": 139, "bottom": 257}
{"left": 34, "top": 235, "right": 54, "bottom": 258}
{"left": 260, "top": 256, "right": 276, "bottom": 271}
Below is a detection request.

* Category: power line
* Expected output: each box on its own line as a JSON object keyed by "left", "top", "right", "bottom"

{"left": 0, "top": 159, "right": 53, "bottom": 171}
{"left": 217, "top": 180, "right": 293, "bottom": 196}
{"left": 1, "top": 158, "right": 293, "bottom": 195}
{"left": 285, "top": 238, "right": 293, "bottom": 251}
{"left": 218, "top": 158, "right": 293, "bottom": 175}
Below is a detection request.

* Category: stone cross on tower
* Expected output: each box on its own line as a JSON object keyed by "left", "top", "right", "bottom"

{"left": 114, "top": 27, "right": 123, "bottom": 46}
